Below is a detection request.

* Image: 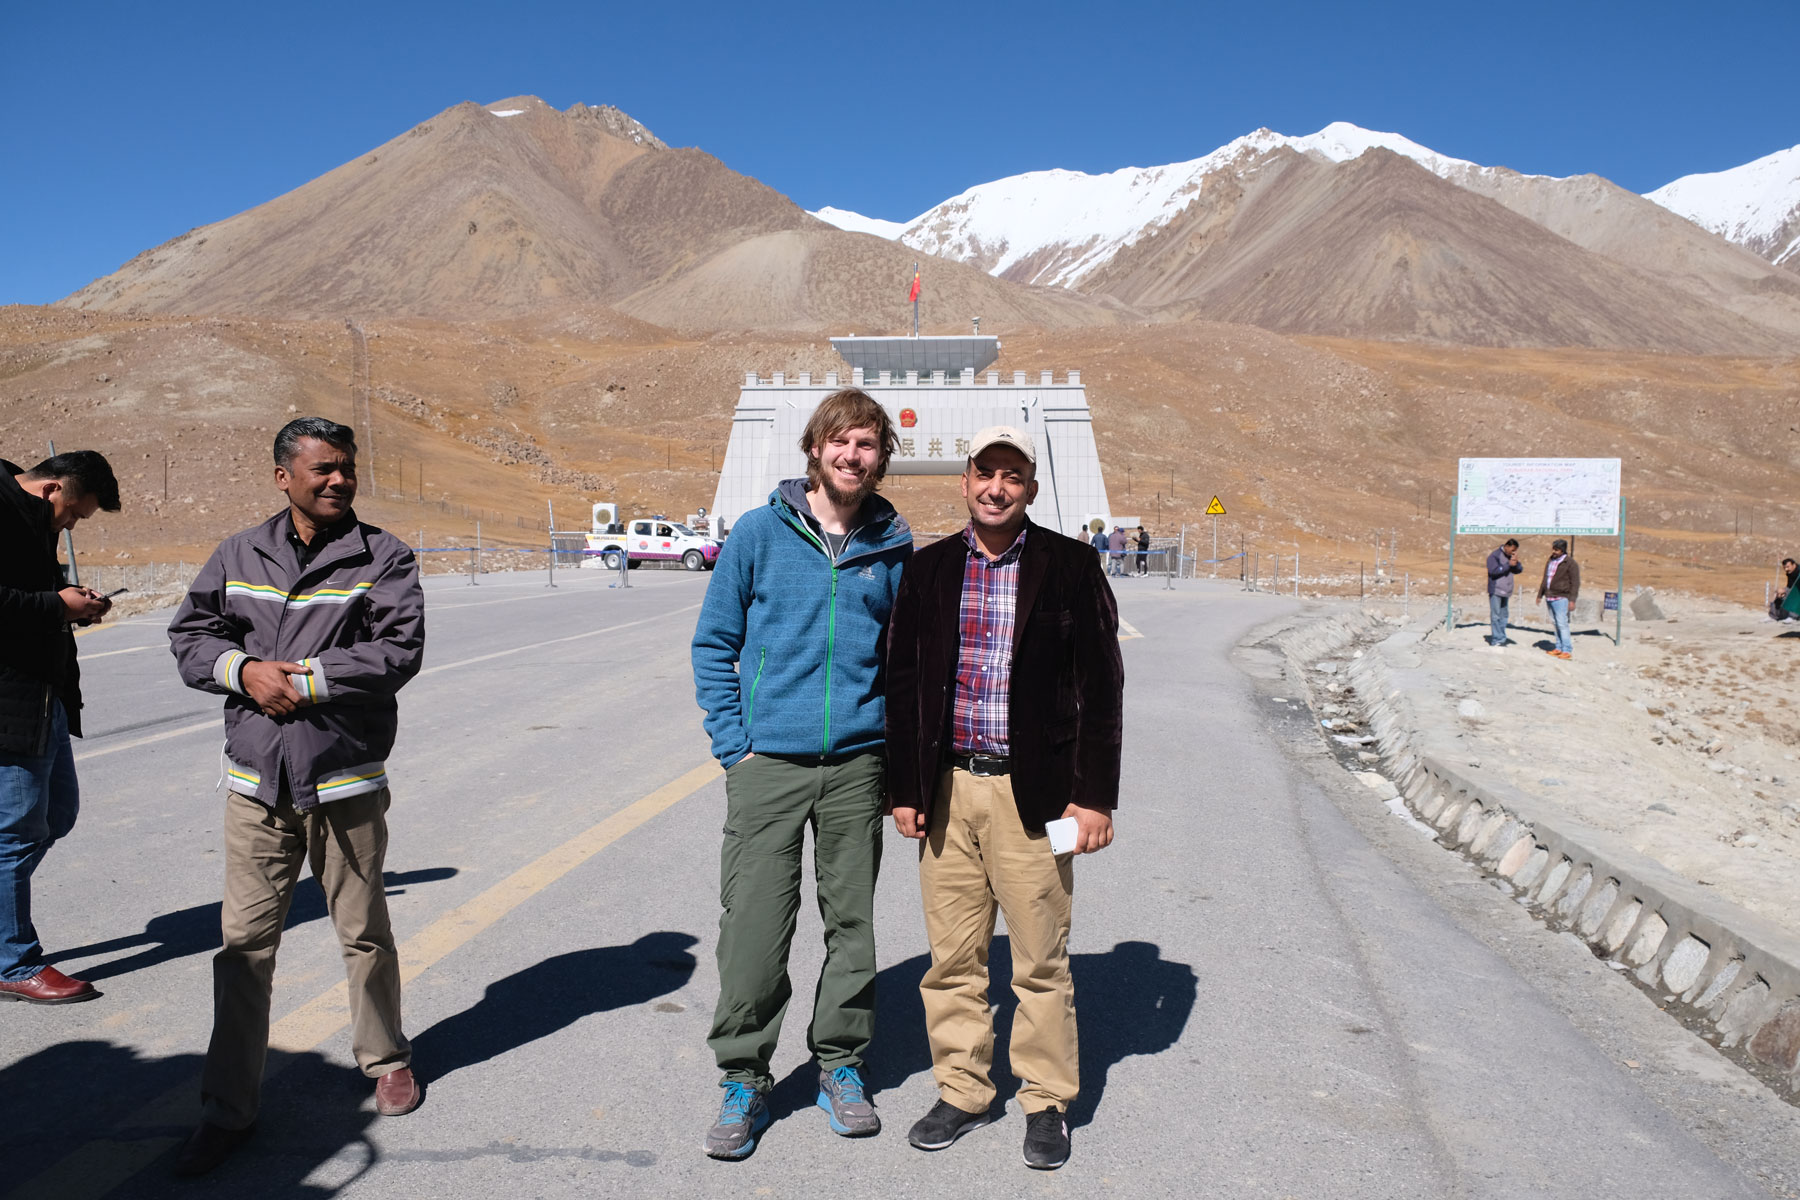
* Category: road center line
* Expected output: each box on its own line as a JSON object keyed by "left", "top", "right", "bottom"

{"left": 71, "top": 604, "right": 702, "bottom": 763}
{"left": 415, "top": 603, "right": 701, "bottom": 677}
{"left": 6, "top": 760, "right": 723, "bottom": 1200}
{"left": 81, "top": 645, "right": 152, "bottom": 660}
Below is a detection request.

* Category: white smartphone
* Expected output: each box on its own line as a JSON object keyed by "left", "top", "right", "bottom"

{"left": 1045, "top": 817, "right": 1078, "bottom": 855}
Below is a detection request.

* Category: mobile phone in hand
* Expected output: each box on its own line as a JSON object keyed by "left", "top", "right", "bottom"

{"left": 103, "top": 588, "right": 128, "bottom": 599}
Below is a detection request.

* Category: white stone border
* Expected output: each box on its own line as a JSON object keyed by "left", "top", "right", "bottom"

{"left": 1271, "top": 616, "right": 1800, "bottom": 1099}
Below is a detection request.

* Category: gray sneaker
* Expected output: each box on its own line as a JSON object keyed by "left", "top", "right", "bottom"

{"left": 816, "top": 1065, "right": 880, "bottom": 1136}
{"left": 704, "top": 1082, "right": 770, "bottom": 1160}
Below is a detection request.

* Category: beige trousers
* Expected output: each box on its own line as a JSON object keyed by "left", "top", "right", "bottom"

{"left": 202, "top": 787, "right": 409, "bottom": 1129}
{"left": 918, "top": 767, "right": 1078, "bottom": 1114}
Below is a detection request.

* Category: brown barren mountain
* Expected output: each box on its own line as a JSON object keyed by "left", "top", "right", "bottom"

{"left": 1084, "top": 148, "right": 1791, "bottom": 355}
{"left": 1434, "top": 166, "right": 1800, "bottom": 342}
{"left": 63, "top": 97, "right": 1122, "bottom": 334}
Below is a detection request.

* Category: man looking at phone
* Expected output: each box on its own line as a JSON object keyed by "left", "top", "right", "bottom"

{"left": 884, "top": 427, "right": 1124, "bottom": 1170}
{"left": 0, "top": 451, "right": 120, "bottom": 1004}
{"left": 167, "top": 418, "right": 425, "bottom": 1174}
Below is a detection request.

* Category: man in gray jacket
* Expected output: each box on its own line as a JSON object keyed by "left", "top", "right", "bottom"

{"left": 167, "top": 418, "right": 425, "bottom": 1175}
{"left": 1485, "top": 538, "right": 1522, "bottom": 648}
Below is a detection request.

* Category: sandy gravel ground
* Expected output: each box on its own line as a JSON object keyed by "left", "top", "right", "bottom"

{"left": 1396, "top": 594, "right": 1800, "bottom": 933}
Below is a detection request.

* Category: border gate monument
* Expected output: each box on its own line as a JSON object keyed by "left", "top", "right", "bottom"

{"left": 709, "top": 335, "right": 1112, "bottom": 537}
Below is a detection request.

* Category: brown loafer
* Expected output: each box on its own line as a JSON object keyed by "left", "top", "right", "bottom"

{"left": 172, "top": 1121, "right": 255, "bottom": 1177}
{"left": 0, "top": 965, "right": 98, "bottom": 1004}
{"left": 375, "top": 1066, "right": 421, "bottom": 1116}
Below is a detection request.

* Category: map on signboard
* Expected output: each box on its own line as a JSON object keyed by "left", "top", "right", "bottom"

{"left": 1455, "top": 458, "right": 1620, "bottom": 536}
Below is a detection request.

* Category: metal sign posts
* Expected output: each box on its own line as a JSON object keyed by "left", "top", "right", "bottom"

{"left": 1206, "top": 496, "right": 1226, "bottom": 578}
{"left": 1447, "top": 459, "right": 1626, "bottom": 642}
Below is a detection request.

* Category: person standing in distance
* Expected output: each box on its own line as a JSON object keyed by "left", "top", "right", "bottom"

{"left": 1535, "top": 537, "right": 1580, "bottom": 660}
{"left": 691, "top": 389, "right": 914, "bottom": 1159}
{"left": 167, "top": 418, "right": 425, "bottom": 1175}
{"left": 0, "top": 450, "right": 119, "bottom": 1004}
{"left": 885, "top": 426, "right": 1125, "bottom": 1171}
{"left": 1485, "top": 538, "right": 1522, "bottom": 648}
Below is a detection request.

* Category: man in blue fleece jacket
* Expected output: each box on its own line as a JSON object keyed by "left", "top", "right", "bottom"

{"left": 691, "top": 388, "right": 913, "bottom": 1159}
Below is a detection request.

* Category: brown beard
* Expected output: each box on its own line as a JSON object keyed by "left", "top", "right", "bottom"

{"left": 820, "top": 470, "right": 873, "bottom": 509}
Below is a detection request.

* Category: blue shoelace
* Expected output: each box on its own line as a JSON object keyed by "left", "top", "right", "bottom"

{"left": 830, "top": 1066, "right": 866, "bottom": 1104}
{"left": 720, "top": 1082, "right": 760, "bottom": 1124}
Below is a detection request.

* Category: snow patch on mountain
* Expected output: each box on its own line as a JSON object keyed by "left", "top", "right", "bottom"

{"left": 809, "top": 206, "right": 910, "bottom": 239}
{"left": 1646, "top": 144, "right": 1800, "bottom": 264}
{"left": 821, "top": 123, "right": 1540, "bottom": 288}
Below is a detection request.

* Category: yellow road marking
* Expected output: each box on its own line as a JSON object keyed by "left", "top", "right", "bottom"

{"left": 1118, "top": 617, "right": 1143, "bottom": 641}
{"left": 5, "top": 760, "right": 723, "bottom": 1200}
{"left": 268, "top": 760, "right": 721, "bottom": 1052}
{"left": 80, "top": 644, "right": 151, "bottom": 660}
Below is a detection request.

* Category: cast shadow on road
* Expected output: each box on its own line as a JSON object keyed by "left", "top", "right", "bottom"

{"left": 46, "top": 867, "right": 460, "bottom": 983}
{"left": 1, "top": 1040, "right": 377, "bottom": 1200}
{"left": 769, "top": 938, "right": 1196, "bottom": 1131}
{"left": 411, "top": 931, "right": 699, "bottom": 1080}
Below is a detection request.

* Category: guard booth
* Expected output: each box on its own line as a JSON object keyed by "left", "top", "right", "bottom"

{"left": 709, "top": 336, "right": 1111, "bottom": 536}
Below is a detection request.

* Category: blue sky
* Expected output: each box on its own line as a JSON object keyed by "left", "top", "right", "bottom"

{"left": 4, "top": 0, "right": 1796, "bottom": 305}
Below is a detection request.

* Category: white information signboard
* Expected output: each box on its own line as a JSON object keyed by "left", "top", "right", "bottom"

{"left": 1456, "top": 458, "right": 1620, "bottom": 537}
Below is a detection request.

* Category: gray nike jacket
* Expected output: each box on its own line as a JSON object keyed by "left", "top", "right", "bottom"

{"left": 168, "top": 510, "right": 425, "bottom": 810}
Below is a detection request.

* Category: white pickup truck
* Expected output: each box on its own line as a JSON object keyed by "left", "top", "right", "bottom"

{"left": 586, "top": 515, "right": 720, "bottom": 571}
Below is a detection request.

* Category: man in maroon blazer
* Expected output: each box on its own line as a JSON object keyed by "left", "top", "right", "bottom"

{"left": 885, "top": 426, "right": 1124, "bottom": 1171}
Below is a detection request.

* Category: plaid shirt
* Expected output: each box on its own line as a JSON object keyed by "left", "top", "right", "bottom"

{"left": 951, "top": 523, "right": 1026, "bottom": 755}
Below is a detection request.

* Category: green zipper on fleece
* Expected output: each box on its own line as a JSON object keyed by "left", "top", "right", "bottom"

{"left": 823, "top": 566, "right": 838, "bottom": 755}
{"left": 746, "top": 647, "right": 766, "bottom": 728}
{"left": 776, "top": 501, "right": 846, "bottom": 756}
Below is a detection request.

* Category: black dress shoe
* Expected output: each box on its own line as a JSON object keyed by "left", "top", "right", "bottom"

{"left": 172, "top": 1121, "right": 255, "bottom": 1177}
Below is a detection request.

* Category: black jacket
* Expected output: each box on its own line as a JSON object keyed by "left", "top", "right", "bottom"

{"left": 0, "top": 460, "right": 81, "bottom": 753}
{"left": 885, "top": 520, "right": 1124, "bottom": 831}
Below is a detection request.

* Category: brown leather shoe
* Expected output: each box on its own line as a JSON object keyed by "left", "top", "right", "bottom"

{"left": 375, "top": 1066, "right": 421, "bottom": 1116}
{"left": 0, "top": 966, "right": 98, "bottom": 1004}
{"left": 172, "top": 1121, "right": 255, "bottom": 1177}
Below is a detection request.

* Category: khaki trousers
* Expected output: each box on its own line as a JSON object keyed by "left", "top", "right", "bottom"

{"left": 202, "top": 787, "right": 409, "bottom": 1129}
{"left": 919, "top": 767, "right": 1077, "bottom": 1114}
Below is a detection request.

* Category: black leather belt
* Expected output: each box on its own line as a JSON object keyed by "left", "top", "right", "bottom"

{"left": 946, "top": 751, "right": 1011, "bottom": 776}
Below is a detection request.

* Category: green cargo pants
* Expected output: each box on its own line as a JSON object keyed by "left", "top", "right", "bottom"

{"left": 709, "top": 750, "right": 884, "bottom": 1091}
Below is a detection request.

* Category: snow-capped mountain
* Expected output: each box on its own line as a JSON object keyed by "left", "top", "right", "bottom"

{"left": 808, "top": 206, "right": 909, "bottom": 239}
{"left": 810, "top": 122, "right": 1536, "bottom": 289}
{"left": 1646, "top": 144, "right": 1800, "bottom": 269}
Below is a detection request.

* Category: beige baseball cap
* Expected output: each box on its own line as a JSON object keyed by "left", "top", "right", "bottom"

{"left": 968, "top": 425, "right": 1036, "bottom": 464}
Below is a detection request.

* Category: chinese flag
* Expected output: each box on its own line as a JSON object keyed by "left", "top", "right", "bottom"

{"left": 907, "top": 268, "right": 921, "bottom": 303}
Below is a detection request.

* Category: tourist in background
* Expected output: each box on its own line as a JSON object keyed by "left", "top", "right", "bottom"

{"left": 1107, "top": 525, "right": 1127, "bottom": 576}
{"left": 1135, "top": 526, "right": 1151, "bottom": 576}
{"left": 1485, "top": 538, "right": 1522, "bottom": 648}
{"left": 1535, "top": 538, "right": 1580, "bottom": 659}
{"left": 0, "top": 451, "right": 119, "bottom": 1005}
{"left": 1772, "top": 557, "right": 1798, "bottom": 622}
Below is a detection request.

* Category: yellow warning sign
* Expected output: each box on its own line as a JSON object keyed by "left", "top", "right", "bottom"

{"left": 1205, "top": 496, "right": 1227, "bottom": 516}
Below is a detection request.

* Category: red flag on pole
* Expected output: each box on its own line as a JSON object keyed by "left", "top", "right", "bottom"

{"left": 907, "top": 266, "right": 921, "bottom": 303}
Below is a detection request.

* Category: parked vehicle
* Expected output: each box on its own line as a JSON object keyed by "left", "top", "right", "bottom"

{"left": 586, "top": 513, "right": 720, "bottom": 571}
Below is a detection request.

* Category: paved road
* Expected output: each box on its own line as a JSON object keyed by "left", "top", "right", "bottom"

{"left": 4, "top": 568, "right": 1798, "bottom": 1198}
